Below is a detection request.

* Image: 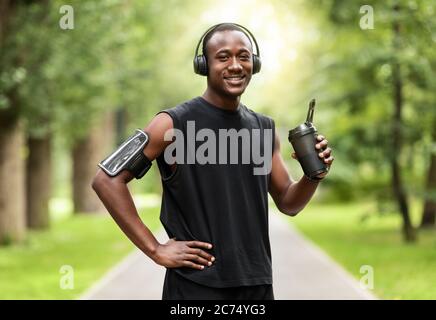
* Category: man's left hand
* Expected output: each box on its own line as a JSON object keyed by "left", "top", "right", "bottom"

{"left": 291, "top": 134, "right": 334, "bottom": 180}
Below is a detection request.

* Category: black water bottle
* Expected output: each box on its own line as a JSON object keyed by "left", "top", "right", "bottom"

{"left": 288, "top": 99, "right": 328, "bottom": 180}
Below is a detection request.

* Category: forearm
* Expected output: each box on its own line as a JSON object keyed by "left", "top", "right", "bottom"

{"left": 278, "top": 175, "right": 319, "bottom": 216}
{"left": 92, "top": 174, "right": 160, "bottom": 259}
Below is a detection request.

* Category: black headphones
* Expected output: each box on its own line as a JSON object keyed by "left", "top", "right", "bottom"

{"left": 193, "top": 23, "right": 262, "bottom": 76}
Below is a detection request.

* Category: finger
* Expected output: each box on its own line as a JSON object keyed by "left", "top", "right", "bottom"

{"left": 318, "top": 147, "right": 332, "bottom": 158}
{"left": 185, "top": 254, "right": 212, "bottom": 267}
{"left": 187, "top": 241, "right": 213, "bottom": 250}
{"left": 188, "top": 248, "right": 215, "bottom": 262}
{"left": 323, "top": 156, "right": 334, "bottom": 164}
{"left": 316, "top": 140, "right": 328, "bottom": 150}
{"left": 316, "top": 135, "right": 325, "bottom": 141}
{"left": 182, "top": 260, "right": 205, "bottom": 270}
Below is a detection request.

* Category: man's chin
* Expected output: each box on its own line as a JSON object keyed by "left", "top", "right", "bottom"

{"left": 223, "top": 86, "right": 246, "bottom": 98}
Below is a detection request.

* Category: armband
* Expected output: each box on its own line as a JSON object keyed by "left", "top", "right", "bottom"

{"left": 98, "top": 129, "right": 152, "bottom": 179}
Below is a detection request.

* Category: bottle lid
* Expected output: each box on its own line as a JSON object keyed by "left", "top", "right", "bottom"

{"left": 288, "top": 122, "right": 316, "bottom": 141}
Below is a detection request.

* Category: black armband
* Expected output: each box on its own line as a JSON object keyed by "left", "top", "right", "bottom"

{"left": 98, "top": 129, "right": 152, "bottom": 179}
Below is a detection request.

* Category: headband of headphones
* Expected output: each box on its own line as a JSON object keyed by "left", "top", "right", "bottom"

{"left": 194, "top": 23, "right": 261, "bottom": 59}
{"left": 193, "top": 23, "right": 262, "bottom": 76}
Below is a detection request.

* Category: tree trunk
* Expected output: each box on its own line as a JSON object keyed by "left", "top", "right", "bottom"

{"left": 0, "top": 113, "right": 26, "bottom": 244}
{"left": 420, "top": 122, "right": 436, "bottom": 228}
{"left": 390, "top": 6, "right": 416, "bottom": 242}
{"left": 26, "top": 135, "right": 51, "bottom": 229}
{"left": 72, "top": 112, "right": 114, "bottom": 214}
{"left": 115, "top": 108, "right": 127, "bottom": 146}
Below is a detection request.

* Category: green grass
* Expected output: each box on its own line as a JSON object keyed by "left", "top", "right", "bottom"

{"left": 3, "top": 193, "right": 434, "bottom": 300}
{"left": 0, "top": 194, "right": 162, "bottom": 300}
{"left": 291, "top": 201, "right": 436, "bottom": 300}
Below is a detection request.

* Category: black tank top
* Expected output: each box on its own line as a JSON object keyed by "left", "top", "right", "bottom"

{"left": 156, "top": 96, "right": 275, "bottom": 288}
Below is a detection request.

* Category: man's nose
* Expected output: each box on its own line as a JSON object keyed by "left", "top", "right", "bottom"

{"left": 228, "top": 57, "right": 243, "bottom": 72}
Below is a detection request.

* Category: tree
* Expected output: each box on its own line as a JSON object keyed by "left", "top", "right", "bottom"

{"left": 420, "top": 121, "right": 436, "bottom": 228}
{"left": 20, "top": 1, "right": 54, "bottom": 229}
{"left": 0, "top": 0, "right": 27, "bottom": 243}
{"left": 298, "top": 0, "right": 435, "bottom": 241}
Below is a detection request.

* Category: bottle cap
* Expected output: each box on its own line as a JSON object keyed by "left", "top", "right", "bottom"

{"left": 288, "top": 122, "right": 316, "bottom": 142}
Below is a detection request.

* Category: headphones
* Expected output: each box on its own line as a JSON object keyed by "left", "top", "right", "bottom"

{"left": 193, "top": 23, "right": 262, "bottom": 76}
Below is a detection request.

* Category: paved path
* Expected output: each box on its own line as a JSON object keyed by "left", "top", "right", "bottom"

{"left": 80, "top": 212, "right": 376, "bottom": 300}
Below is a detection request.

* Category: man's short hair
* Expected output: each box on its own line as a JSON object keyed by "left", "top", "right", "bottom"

{"left": 202, "top": 23, "right": 253, "bottom": 59}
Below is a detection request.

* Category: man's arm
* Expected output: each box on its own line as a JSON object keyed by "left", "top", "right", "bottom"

{"left": 92, "top": 113, "right": 215, "bottom": 270}
{"left": 269, "top": 132, "right": 333, "bottom": 216}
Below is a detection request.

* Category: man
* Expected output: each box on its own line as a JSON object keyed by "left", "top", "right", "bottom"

{"left": 92, "top": 23, "right": 334, "bottom": 300}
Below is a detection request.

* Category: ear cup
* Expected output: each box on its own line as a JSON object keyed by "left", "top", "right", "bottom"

{"left": 193, "top": 56, "right": 200, "bottom": 74}
{"left": 193, "top": 55, "right": 208, "bottom": 76}
{"left": 252, "top": 54, "right": 261, "bottom": 74}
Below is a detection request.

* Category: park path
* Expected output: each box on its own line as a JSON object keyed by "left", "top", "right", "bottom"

{"left": 80, "top": 211, "right": 376, "bottom": 300}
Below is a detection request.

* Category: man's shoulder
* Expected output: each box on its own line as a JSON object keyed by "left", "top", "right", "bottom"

{"left": 242, "top": 104, "right": 275, "bottom": 127}
{"left": 161, "top": 97, "right": 200, "bottom": 116}
{"left": 156, "top": 97, "right": 201, "bottom": 129}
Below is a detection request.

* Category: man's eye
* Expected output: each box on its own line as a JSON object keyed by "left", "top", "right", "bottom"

{"left": 218, "top": 56, "right": 228, "bottom": 61}
{"left": 240, "top": 56, "right": 250, "bottom": 61}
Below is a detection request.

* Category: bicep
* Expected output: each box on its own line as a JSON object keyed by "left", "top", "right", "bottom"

{"left": 142, "top": 112, "right": 174, "bottom": 161}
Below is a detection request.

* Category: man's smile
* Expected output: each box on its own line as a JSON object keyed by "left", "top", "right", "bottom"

{"left": 223, "top": 74, "right": 246, "bottom": 85}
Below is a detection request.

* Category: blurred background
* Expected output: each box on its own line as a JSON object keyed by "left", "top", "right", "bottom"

{"left": 0, "top": 0, "right": 434, "bottom": 299}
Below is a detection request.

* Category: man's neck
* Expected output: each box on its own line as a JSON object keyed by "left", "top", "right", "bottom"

{"left": 202, "top": 89, "right": 240, "bottom": 111}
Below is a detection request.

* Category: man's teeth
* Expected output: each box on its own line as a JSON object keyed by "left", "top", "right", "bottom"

{"left": 226, "top": 76, "right": 244, "bottom": 79}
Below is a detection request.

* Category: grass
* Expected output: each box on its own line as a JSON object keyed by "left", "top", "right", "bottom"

{"left": 0, "top": 194, "right": 162, "bottom": 300}
{"left": 291, "top": 200, "right": 436, "bottom": 300}
{"left": 3, "top": 192, "right": 434, "bottom": 300}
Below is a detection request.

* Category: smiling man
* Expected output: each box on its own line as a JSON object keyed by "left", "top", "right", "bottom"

{"left": 92, "top": 23, "right": 334, "bottom": 300}
{"left": 201, "top": 24, "right": 253, "bottom": 107}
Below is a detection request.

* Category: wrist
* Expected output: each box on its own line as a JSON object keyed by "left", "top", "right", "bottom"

{"left": 304, "top": 174, "right": 324, "bottom": 183}
{"left": 146, "top": 241, "right": 161, "bottom": 262}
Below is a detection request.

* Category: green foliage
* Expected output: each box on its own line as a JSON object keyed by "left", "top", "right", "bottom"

{"left": 289, "top": 0, "right": 436, "bottom": 202}
{"left": 2, "top": 0, "right": 206, "bottom": 144}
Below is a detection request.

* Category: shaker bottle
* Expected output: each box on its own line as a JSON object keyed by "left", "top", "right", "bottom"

{"left": 288, "top": 99, "right": 328, "bottom": 179}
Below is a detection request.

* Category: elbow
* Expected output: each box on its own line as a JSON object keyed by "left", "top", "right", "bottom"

{"left": 91, "top": 177, "right": 99, "bottom": 192}
{"left": 92, "top": 169, "right": 128, "bottom": 193}
{"left": 91, "top": 174, "right": 101, "bottom": 193}
{"left": 91, "top": 170, "right": 110, "bottom": 192}
{"left": 278, "top": 204, "right": 303, "bottom": 217}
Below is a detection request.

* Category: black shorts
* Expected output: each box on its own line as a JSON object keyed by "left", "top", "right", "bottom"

{"left": 162, "top": 269, "right": 274, "bottom": 300}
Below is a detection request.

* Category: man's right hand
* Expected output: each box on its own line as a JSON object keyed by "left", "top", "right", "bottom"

{"left": 152, "top": 239, "right": 215, "bottom": 270}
